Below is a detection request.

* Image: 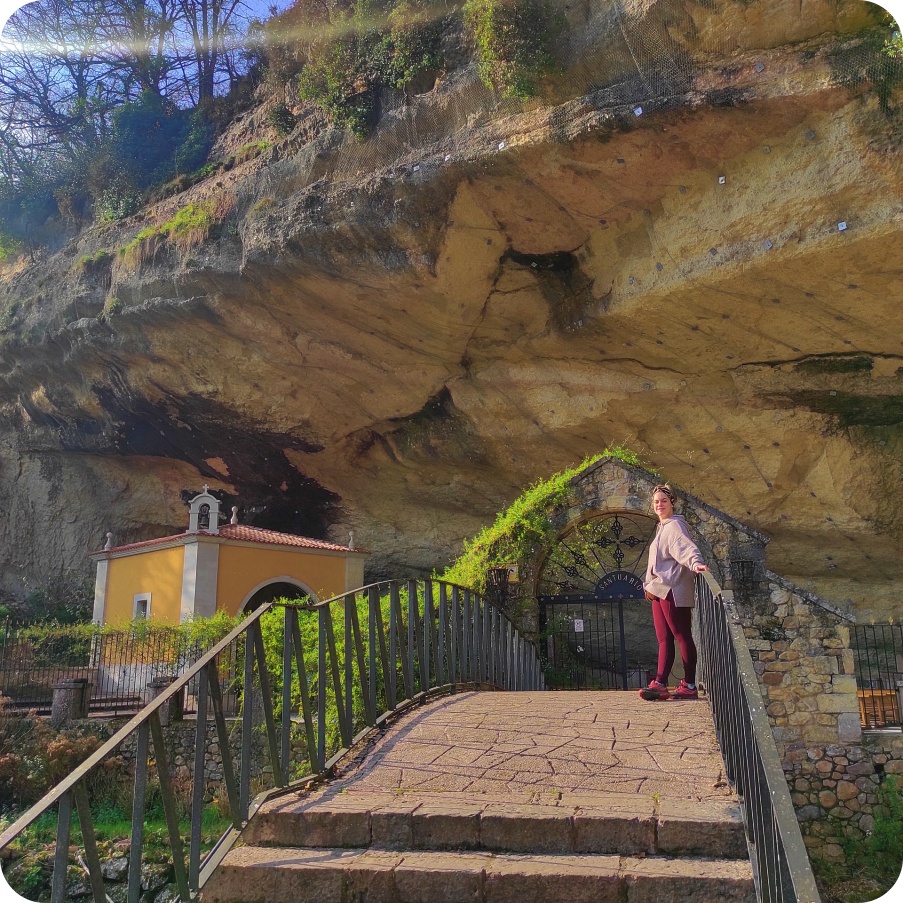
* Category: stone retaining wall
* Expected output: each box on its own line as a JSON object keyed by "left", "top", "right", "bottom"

{"left": 90, "top": 713, "right": 310, "bottom": 790}
{"left": 736, "top": 579, "right": 902, "bottom": 857}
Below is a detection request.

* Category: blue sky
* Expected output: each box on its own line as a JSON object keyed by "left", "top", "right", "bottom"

{"left": 0, "top": 0, "right": 290, "bottom": 48}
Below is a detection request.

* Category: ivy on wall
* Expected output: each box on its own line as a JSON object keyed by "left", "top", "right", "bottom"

{"left": 441, "top": 446, "right": 650, "bottom": 602}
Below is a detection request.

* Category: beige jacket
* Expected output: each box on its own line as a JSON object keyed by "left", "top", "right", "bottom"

{"left": 643, "top": 515, "right": 705, "bottom": 608}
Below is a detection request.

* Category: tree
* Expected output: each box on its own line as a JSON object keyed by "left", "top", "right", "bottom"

{"left": 173, "top": 0, "right": 250, "bottom": 104}
{"left": 0, "top": 0, "right": 256, "bottom": 238}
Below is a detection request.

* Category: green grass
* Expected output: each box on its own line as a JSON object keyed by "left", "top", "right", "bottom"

{"left": 118, "top": 199, "right": 231, "bottom": 267}
{"left": 2, "top": 803, "right": 233, "bottom": 900}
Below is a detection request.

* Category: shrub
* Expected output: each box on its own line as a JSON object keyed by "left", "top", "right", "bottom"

{"left": 95, "top": 183, "right": 144, "bottom": 222}
{"left": 298, "top": 30, "right": 377, "bottom": 136}
{"left": 109, "top": 92, "right": 213, "bottom": 194}
{"left": 867, "top": 775, "right": 903, "bottom": 877}
{"left": 235, "top": 140, "right": 274, "bottom": 164}
{"left": 0, "top": 701, "right": 105, "bottom": 810}
{"left": 13, "top": 572, "right": 94, "bottom": 625}
{"left": 267, "top": 102, "right": 298, "bottom": 135}
{"left": 0, "top": 301, "right": 20, "bottom": 332}
{"left": 295, "top": 0, "right": 445, "bottom": 136}
{"left": 103, "top": 296, "right": 124, "bottom": 316}
{"left": 0, "top": 229, "right": 20, "bottom": 262}
{"left": 463, "top": 0, "right": 564, "bottom": 98}
{"left": 76, "top": 250, "right": 115, "bottom": 281}
{"left": 828, "top": 21, "right": 903, "bottom": 114}
{"left": 373, "top": 0, "right": 443, "bottom": 89}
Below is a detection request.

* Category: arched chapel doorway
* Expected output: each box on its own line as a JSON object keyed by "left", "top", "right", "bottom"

{"left": 537, "top": 511, "right": 669, "bottom": 690}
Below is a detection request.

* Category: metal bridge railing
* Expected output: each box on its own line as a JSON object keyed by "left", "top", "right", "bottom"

{"left": 695, "top": 571, "right": 821, "bottom": 903}
{"left": 0, "top": 579, "right": 543, "bottom": 903}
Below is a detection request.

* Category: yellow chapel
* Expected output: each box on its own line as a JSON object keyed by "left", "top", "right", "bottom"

{"left": 90, "top": 488, "right": 368, "bottom": 626}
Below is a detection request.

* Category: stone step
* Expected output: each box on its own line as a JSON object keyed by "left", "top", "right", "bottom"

{"left": 202, "top": 846, "right": 756, "bottom": 903}
{"left": 242, "top": 790, "right": 748, "bottom": 859}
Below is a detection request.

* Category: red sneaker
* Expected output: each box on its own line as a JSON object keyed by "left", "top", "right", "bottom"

{"left": 671, "top": 680, "right": 698, "bottom": 700}
{"left": 639, "top": 680, "right": 670, "bottom": 701}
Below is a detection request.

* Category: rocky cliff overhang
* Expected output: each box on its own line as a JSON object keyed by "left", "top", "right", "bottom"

{"left": 0, "top": 0, "right": 900, "bottom": 619}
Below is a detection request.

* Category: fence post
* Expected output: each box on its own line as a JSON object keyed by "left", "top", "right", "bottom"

{"left": 147, "top": 676, "right": 184, "bottom": 727}
{"left": 50, "top": 677, "right": 89, "bottom": 727}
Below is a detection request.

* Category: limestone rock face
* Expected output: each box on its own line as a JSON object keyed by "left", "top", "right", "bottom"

{"left": 0, "top": 0, "right": 900, "bottom": 618}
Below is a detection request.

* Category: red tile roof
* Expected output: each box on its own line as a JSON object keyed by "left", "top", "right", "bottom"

{"left": 217, "top": 524, "right": 357, "bottom": 552}
{"left": 96, "top": 525, "right": 362, "bottom": 555}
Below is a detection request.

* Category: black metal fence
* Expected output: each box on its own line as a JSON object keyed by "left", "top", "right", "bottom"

{"left": 0, "top": 579, "right": 543, "bottom": 903}
{"left": 851, "top": 624, "right": 903, "bottom": 730}
{"left": 695, "top": 572, "right": 821, "bottom": 903}
{"left": 0, "top": 619, "right": 237, "bottom": 716}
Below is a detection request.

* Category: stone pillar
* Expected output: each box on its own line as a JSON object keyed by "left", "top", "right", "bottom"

{"left": 50, "top": 678, "right": 89, "bottom": 727}
{"left": 147, "top": 676, "right": 184, "bottom": 727}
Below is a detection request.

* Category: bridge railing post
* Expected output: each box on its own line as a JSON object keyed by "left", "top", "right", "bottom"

{"left": 438, "top": 583, "right": 448, "bottom": 687}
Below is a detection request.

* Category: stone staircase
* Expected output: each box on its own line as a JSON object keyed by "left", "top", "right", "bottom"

{"left": 202, "top": 692, "right": 756, "bottom": 903}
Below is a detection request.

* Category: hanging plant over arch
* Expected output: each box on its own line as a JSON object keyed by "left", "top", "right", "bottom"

{"left": 441, "top": 446, "right": 656, "bottom": 615}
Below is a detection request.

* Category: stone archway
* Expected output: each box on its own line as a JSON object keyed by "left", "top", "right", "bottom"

{"left": 240, "top": 577, "right": 316, "bottom": 612}
{"left": 513, "top": 455, "right": 769, "bottom": 689}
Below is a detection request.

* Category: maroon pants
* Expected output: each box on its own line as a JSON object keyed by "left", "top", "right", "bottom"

{"left": 650, "top": 592, "right": 697, "bottom": 685}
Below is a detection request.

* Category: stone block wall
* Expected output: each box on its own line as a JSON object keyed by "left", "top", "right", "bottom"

{"left": 789, "top": 732, "right": 903, "bottom": 860}
{"left": 736, "top": 576, "right": 903, "bottom": 857}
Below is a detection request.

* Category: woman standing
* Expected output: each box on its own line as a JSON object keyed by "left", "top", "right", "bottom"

{"left": 640, "top": 484, "right": 708, "bottom": 701}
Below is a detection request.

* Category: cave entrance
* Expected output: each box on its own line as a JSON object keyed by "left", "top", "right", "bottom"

{"left": 537, "top": 512, "right": 663, "bottom": 690}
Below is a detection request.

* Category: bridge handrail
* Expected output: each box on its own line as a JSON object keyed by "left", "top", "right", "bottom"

{"left": 695, "top": 571, "right": 821, "bottom": 903}
{"left": 0, "top": 578, "right": 544, "bottom": 903}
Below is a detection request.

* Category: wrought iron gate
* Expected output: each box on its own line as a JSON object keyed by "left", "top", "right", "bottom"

{"left": 537, "top": 512, "right": 659, "bottom": 690}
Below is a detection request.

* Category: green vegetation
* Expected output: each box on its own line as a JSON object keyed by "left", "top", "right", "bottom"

{"left": 0, "top": 0, "right": 258, "bottom": 248}
{"left": 794, "top": 355, "right": 873, "bottom": 376}
{"left": 867, "top": 775, "right": 903, "bottom": 877}
{"left": 0, "top": 229, "right": 21, "bottom": 262}
{"left": 442, "top": 447, "right": 646, "bottom": 595}
{"left": 463, "top": 0, "right": 564, "bottom": 97}
{"left": 0, "top": 301, "right": 20, "bottom": 332}
{"left": 292, "top": 0, "right": 445, "bottom": 137}
{"left": 267, "top": 102, "right": 298, "bottom": 135}
{"left": 251, "top": 196, "right": 277, "bottom": 217}
{"left": 286, "top": 0, "right": 564, "bottom": 133}
{"left": 8, "top": 572, "right": 95, "bottom": 624}
{"left": 0, "top": 595, "right": 415, "bottom": 899}
{"left": 118, "top": 196, "right": 235, "bottom": 268}
{"left": 235, "top": 140, "right": 274, "bottom": 162}
{"left": 103, "top": 296, "right": 124, "bottom": 316}
{"left": 77, "top": 250, "right": 114, "bottom": 269}
{"left": 791, "top": 390, "right": 903, "bottom": 429}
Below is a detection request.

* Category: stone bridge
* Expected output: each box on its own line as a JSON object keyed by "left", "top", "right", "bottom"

{"left": 204, "top": 691, "right": 755, "bottom": 903}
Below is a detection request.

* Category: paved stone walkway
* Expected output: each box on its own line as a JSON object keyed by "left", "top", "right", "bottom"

{"left": 211, "top": 691, "right": 753, "bottom": 903}
{"left": 332, "top": 691, "right": 733, "bottom": 801}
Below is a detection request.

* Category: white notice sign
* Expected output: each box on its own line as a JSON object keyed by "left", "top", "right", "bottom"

{"left": 573, "top": 619, "right": 585, "bottom": 633}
